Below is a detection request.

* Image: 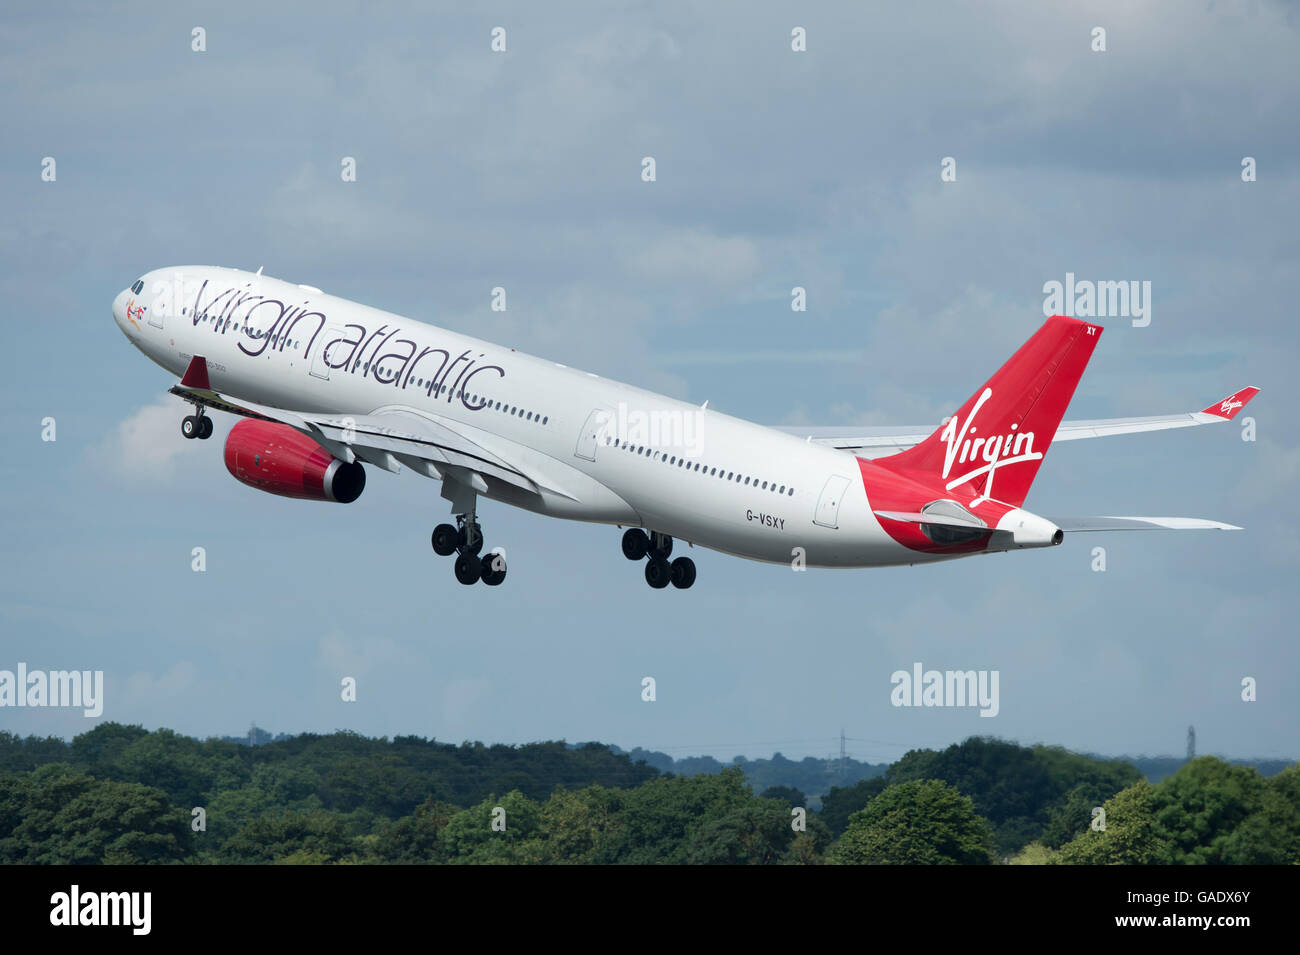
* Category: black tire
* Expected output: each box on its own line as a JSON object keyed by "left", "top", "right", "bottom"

{"left": 480, "top": 552, "right": 507, "bottom": 586}
{"left": 670, "top": 556, "right": 696, "bottom": 589}
{"left": 454, "top": 552, "right": 481, "bottom": 585}
{"left": 621, "top": 528, "right": 649, "bottom": 560}
{"left": 198, "top": 416, "right": 214, "bottom": 439}
{"left": 458, "top": 523, "right": 484, "bottom": 556}
{"left": 651, "top": 534, "right": 673, "bottom": 559}
{"left": 181, "top": 415, "right": 198, "bottom": 439}
{"left": 645, "top": 556, "right": 670, "bottom": 589}
{"left": 431, "top": 523, "right": 458, "bottom": 556}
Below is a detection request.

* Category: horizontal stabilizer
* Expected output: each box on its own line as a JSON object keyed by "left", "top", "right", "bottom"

{"left": 1049, "top": 516, "right": 1241, "bottom": 532}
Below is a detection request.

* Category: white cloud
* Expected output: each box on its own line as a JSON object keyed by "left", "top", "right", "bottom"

{"left": 124, "top": 660, "right": 197, "bottom": 699}
{"left": 316, "top": 632, "right": 418, "bottom": 680}
{"left": 85, "top": 398, "right": 227, "bottom": 485}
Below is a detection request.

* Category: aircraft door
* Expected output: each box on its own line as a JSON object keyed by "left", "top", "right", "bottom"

{"left": 574, "top": 408, "right": 613, "bottom": 461}
{"left": 814, "top": 475, "right": 851, "bottom": 529}
{"left": 310, "top": 327, "right": 345, "bottom": 380}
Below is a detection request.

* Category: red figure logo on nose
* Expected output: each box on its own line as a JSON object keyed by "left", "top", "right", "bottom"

{"left": 124, "top": 298, "right": 145, "bottom": 329}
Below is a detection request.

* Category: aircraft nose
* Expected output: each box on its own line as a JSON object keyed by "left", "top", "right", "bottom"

{"left": 112, "top": 288, "right": 131, "bottom": 331}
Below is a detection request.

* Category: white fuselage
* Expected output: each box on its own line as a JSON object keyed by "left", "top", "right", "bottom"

{"left": 113, "top": 266, "right": 929, "bottom": 568}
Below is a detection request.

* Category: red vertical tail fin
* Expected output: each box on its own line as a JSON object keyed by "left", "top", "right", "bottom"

{"left": 878, "top": 315, "right": 1102, "bottom": 507}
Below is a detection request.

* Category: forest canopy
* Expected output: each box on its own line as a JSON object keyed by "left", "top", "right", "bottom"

{"left": 0, "top": 727, "right": 1293, "bottom": 865}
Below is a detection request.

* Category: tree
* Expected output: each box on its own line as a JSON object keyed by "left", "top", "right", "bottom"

{"left": 759, "top": 785, "right": 806, "bottom": 807}
{"left": 221, "top": 810, "right": 354, "bottom": 864}
{"left": 591, "top": 766, "right": 754, "bottom": 864}
{"left": 441, "top": 790, "right": 544, "bottom": 864}
{"left": 831, "top": 780, "right": 994, "bottom": 865}
{"left": 1147, "top": 757, "right": 1267, "bottom": 865}
{"left": 3, "top": 770, "right": 192, "bottom": 864}
{"left": 1216, "top": 764, "right": 1300, "bottom": 864}
{"left": 1009, "top": 842, "right": 1058, "bottom": 865}
{"left": 887, "top": 737, "right": 1139, "bottom": 855}
{"left": 537, "top": 786, "right": 623, "bottom": 864}
{"left": 684, "top": 799, "right": 831, "bottom": 865}
{"left": 820, "top": 777, "right": 888, "bottom": 836}
{"left": 369, "top": 798, "right": 458, "bottom": 864}
{"left": 1055, "top": 780, "right": 1166, "bottom": 865}
{"left": 111, "top": 729, "right": 248, "bottom": 809}
{"left": 1041, "top": 783, "right": 1119, "bottom": 849}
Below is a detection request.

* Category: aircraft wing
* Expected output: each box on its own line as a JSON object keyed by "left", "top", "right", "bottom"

{"left": 775, "top": 387, "right": 1259, "bottom": 458}
{"left": 169, "top": 360, "right": 578, "bottom": 500}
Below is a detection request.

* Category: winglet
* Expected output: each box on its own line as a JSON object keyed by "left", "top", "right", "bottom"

{"left": 1202, "top": 386, "right": 1259, "bottom": 420}
{"left": 180, "top": 355, "right": 212, "bottom": 391}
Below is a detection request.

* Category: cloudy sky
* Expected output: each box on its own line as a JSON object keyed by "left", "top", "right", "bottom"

{"left": 1, "top": 2, "right": 1295, "bottom": 764}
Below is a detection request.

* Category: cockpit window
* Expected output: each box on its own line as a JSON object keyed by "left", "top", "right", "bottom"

{"left": 130, "top": 280, "right": 144, "bottom": 295}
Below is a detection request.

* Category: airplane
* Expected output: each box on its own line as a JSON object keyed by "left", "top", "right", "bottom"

{"left": 111, "top": 266, "right": 1258, "bottom": 590}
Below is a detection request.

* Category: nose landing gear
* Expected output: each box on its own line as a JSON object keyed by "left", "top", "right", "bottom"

{"left": 622, "top": 529, "right": 695, "bottom": 589}
{"left": 181, "top": 410, "right": 213, "bottom": 440}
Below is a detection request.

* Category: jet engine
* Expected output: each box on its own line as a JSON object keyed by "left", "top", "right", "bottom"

{"left": 223, "top": 419, "right": 365, "bottom": 503}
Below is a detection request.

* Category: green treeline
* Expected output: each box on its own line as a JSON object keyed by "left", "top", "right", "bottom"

{"left": 0, "top": 727, "right": 1295, "bottom": 864}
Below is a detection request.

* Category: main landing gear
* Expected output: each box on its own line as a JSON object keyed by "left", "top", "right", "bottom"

{"left": 181, "top": 408, "right": 213, "bottom": 440}
{"left": 432, "top": 515, "right": 507, "bottom": 586}
{"left": 433, "top": 474, "right": 507, "bottom": 587}
{"left": 622, "top": 528, "right": 696, "bottom": 590}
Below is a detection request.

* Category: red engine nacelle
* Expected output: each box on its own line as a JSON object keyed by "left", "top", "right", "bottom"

{"left": 224, "top": 419, "right": 366, "bottom": 503}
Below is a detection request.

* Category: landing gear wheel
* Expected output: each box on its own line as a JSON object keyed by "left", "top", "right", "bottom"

{"left": 198, "top": 416, "right": 213, "bottom": 439}
{"left": 458, "top": 522, "right": 483, "bottom": 556}
{"left": 622, "top": 528, "right": 649, "bottom": 560}
{"left": 480, "top": 552, "right": 507, "bottom": 586}
{"left": 431, "top": 523, "right": 458, "bottom": 557}
{"left": 645, "top": 555, "right": 671, "bottom": 589}
{"left": 454, "top": 552, "right": 481, "bottom": 585}
{"left": 181, "top": 415, "right": 199, "bottom": 439}
{"left": 670, "top": 556, "right": 696, "bottom": 590}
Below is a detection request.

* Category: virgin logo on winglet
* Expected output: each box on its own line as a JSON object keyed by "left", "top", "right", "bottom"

{"left": 1201, "top": 386, "right": 1259, "bottom": 420}
{"left": 939, "top": 387, "right": 1041, "bottom": 501}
